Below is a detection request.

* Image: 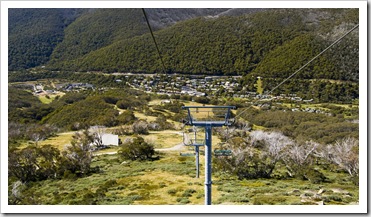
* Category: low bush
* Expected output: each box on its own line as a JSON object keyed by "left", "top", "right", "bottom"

{"left": 253, "top": 195, "right": 287, "bottom": 205}
{"left": 118, "top": 136, "right": 155, "bottom": 161}
{"left": 182, "top": 189, "right": 196, "bottom": 197}
{"left": 167, "top": 189, "right": 177, "bottom": 196}
{"left": 176, "top": 197, "right": 190, "bottom": 204}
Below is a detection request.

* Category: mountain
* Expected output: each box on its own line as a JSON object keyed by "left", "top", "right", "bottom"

{"left": 143, "top": 8, "right": 267, "bottom": 29}
{"left": 8, "top": 8, "right": 86, "bottom": 70}
{"left": 8, "top": 8, "right": 241, "bottom": 71}
{"left": 8, "top": 8, "right": 358, "bottom": 82}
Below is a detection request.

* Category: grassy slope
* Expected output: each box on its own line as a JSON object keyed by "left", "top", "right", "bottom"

{"left": 26, "top": 152, "right": 358, "bottom": 205}
{"left": 12, "top": 96, "right": 358, "bottom": 205}
{"left": 142, "top": 131, "right": 183, "bottom": 149}
{"left": 38, "top": 92, "right": 65, "bottom": 104}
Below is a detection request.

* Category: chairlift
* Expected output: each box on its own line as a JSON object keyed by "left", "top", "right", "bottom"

{"left": 214, "top": 142, "right": 232, "bottom": 157}
{"left": 181, "top": 105, "right": 236, "bottom": 205}
{"left": 182, "top": 126, "right": 205, "bottom": 147}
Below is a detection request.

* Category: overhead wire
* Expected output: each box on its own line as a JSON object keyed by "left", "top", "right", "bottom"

{"left": 142, "top": 8, "right": 167, "bottom": 74}
{"left": 234, "top": 23, "right": 359, "bottom": 120}
{"left": 142, "top": 8, "right": 177, "bottom": 99}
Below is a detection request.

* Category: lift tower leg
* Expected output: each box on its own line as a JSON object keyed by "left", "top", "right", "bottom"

{"left": 205, "top": 125, "right": 212, "bottom": 205}
{"left": 195, "top": 145, "right": 200, "bottom": 178}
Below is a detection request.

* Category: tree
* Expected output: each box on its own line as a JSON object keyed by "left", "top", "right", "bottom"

{"left": 36, "top": 145, "right": 61, "bottom": 179}
{"left": 319, "top": 137, "right": 359, "bottom": 177}
{"left": 214, "top": 131, "right": 293, "bottom": 179}
{"left": 8, "top": 145, "right": 61, "bottom": 182}
{"left": 8, "top": 146, "right": 39, "bottom": 182}
{"left": 238, "top": 131, "right": 293, "bottom": 178}
{"left": 89, "top": 126, "right": 106, "bottom": 148}
{"left": 59, "top": 130, "right": 93, "bottom": 176}
{"left": 250, "top": 131, "right": 293, "bottom": 167}
{"left": 117, "top": 110, "right": 136, "bottom": 125}
{"left": 283, "top": 141, "right": 325, "bottom": 182}
{"left": 9, "top": 181, "right": 25, "bottom": 205}
{"left": 118, "top": 136, "right": 155, "bottom": 161}
{"left": 132, "top": 120, "right": 149, "bottom": 135}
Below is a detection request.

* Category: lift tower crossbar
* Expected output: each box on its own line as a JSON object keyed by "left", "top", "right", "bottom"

{"left": 182, "top": 106, "right": 235, "bottom": 205}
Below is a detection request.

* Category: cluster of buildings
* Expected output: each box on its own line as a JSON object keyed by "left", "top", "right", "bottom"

{"left": 33, "top": 84, "right": 58, "bottom": 95}
{"left": 124, "top": 74, "right": 241, "bottom": 97}
{"left": 32, "top": 82, "right": 94, "bottom": 96}
{"left": 55, "top": 83, "right": 94, "bottom": 92}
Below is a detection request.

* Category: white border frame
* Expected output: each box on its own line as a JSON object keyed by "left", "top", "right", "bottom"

{"left": 1, "top": 1, "right": 367, "bottom": 214}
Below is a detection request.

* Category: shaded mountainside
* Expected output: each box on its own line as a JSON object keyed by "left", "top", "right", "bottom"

{"left": 8, "top": 8, "right": 86, "bottom": 70}
{"left": 9, "top": 8, "right": 358, "bottom": 82}
{"left": 8, "top": 8, "right": 238, "bottom": 71}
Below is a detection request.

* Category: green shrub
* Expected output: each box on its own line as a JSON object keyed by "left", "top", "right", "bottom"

{"left": 177, "top": 156, "right": 187, "bottom": 162}
{"left": 182, "top": 189, "right": 196, "bottom": 197}
{"left": 217, "top": 194, "right": 250, "bottom": 204}
{"left": 193, "top": 182, "right": 202, "bottom": 186}
{"left": 63, "top": 170, "right": 77, "bottom": 180}
{"left": 103, "top": 179, "right": 117, "bottom": 188}
{"left": 325, "top": 195, "right": 342, "bottom": 202}
{"left": 196, "top": 193, "right": 204, "bottom": 199}
{"left": 127, "top": 194, "right": 143, "bottom": 201}
{"left": 253, "top": 195, "right": 287, "bottom": 205}
{"left": 118, "top": 136, "right": 155, "bottom": 161}
{"left": 305, "top": 169, "right": 328, "bottom": 184}
{"left": 176, "top": 197, "right": 190, "bottom": 204}
{"left": 304, "top": 192, "right": 314, "bottom": 197}
{"left": 167, "top": 189, "right": 177, "bottom": 196}
{"left": 217, "top": 184, "right": 235, "bottom": 193}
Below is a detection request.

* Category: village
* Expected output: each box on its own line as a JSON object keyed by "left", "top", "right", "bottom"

{"left": 29, "top": 73, "right": 324, "bottom": 117}
{"left": 31, "top": 73, "right": 313, "bottom": 102}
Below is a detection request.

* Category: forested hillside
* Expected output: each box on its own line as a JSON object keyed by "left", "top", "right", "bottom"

{"left": 8, "top": 8, "right": 235, "bottom": 71}
{"left": 8, "top": 8, "right": 85, "bottom": 70}
{"left": 9, "top": 8, "right": 358, "bottom": 82}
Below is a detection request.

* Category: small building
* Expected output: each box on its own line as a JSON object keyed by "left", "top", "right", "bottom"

{"left": 161, "top": 99, "right": 171, "bottom": 104}
{"left": 205, "top": 76, "right": 213, "bottom": 82}
{"left": 102, "top": 134, "right": 119, "bottom": 146}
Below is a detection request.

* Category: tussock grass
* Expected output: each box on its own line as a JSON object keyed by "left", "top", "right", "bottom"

{"left": 16, "top": 149, "right": 358, "bottom": 205}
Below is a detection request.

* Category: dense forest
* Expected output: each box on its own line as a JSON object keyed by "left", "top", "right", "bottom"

{"left": 9, "top": 8, "right": 358, "bottom": 83}
{"left": 8, "top": 8, "right": 233, "bottom": 71}
{"left": 8, "top": 8, "right": 85, "bottom": 70}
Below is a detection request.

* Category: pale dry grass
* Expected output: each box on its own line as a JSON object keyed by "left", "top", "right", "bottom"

{"left": 148, "top": 99, "right": 163, "bottom": 106}
{"left": 18, "top": 132, "right": 74, "bottom": 150}
{"left": 134, "top": 111, "right": 157, "bottom": 122}
{"left": 94, "top": 146, "right": 120, "bottom": 155}
{"left": 38, "top": 92, "right": 65, "bottom": 104}
{"left": 115, "top": 164, "right": 223, "bottom": 205}
{"left": 143, "top": 131, "right": 183, "bottom": 149}
{"left": 38, "top": 133, "right": 74, "bottom": 150}
{"left": 182, "top": 101, "right": 212, "bottom": 107}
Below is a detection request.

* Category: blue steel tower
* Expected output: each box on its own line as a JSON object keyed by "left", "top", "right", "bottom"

{"left": 182, "top": 106, "right": 235, "bottom": 205}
